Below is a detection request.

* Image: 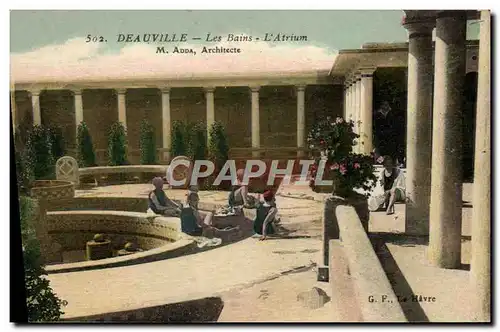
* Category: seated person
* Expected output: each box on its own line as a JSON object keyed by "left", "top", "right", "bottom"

{"left": 148, "top": 177, "right": 181, "bottom": 216}
{"left": 180, "top": 185, "right": 214, "bottom": 236}
{"left": 368, "top": 155, "right": 406, "bottom": 215}
{"left": 253, "top": 190, "right": 279, "bottom": 241}
{"left": 228, "top": 169, "right": 255, "bottom": 211}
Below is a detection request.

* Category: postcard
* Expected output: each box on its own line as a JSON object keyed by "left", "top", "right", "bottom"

{"left": 10, "top": 9, "right": 491, "bottom": 323}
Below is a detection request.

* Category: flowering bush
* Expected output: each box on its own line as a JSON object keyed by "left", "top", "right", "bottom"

{"left": 307, "top": 116, "right": 377, "bottom": 196}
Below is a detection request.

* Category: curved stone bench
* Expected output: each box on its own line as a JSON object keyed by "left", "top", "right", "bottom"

{"left": 45, "top": 210, "right": 196, "bottom": 273}
{"left": 79, "top": 165, "right": 168, "bottom": 176}
{"left": 79, "top": 165, "right": 169, "bottom": 186}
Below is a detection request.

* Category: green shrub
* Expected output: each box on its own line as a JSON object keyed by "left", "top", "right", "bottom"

{"left": 139, "top": 119, "right": 157, "bottom": 165}
{"left": 48, "top": 127, "right": 66, "bottom": 161}
{"left": 187, "top": 121, "right": 207, "bottom": 161}
{"left": 208, "top": 121, "right": 229, "bottom": 170}
{"left": 171, "top": 121, "right": 187, "bottom": 158}
{"left": 107, "top": 122, "right": 128, "bottom": 166}
{"left": 77, "top": 122, "right": 97, "bottom": 167}
{"left": 23, "top": 125, "right": 55, "bottom": 180}
{"left": 20, "top": 197, "right": 66, "bottom": 322}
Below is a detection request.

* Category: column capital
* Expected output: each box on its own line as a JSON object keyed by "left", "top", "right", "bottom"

{"left": 29, "top": 89, "right": 42, "bottom": 96}
{"left": 359, "top": 67, "right": 376, "bottom": 77}
{"left": 250, "top": 86, "right": 261, "bottom": 93}
{"left": 296, "top": 85, "right": 306, "bottom": 92}
{"left": 116, "top": 88, "right": 127, "bottom": 95}
{"left": 404, "top": 20, "right": 435, "bottom": 37}
{"left": 353, "top": 73, "right": 362, "bottom": 82}
{"left": 204, "top": 87, "right": 216, "bottom": 93}
{"left": 159, "top": 87, "right": 171, "bottom": 94}
{"left": 72, "top": 89, "right": 83, "bottom": 96}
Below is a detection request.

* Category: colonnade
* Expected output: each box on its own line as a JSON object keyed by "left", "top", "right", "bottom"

{"left": 18, "top": 84, "right": 308, "bottom": 160}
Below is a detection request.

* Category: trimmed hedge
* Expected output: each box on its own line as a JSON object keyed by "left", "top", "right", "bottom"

{"left": 77, "top": 121, "right": 97, "bottom": 167}
{"left": 171, "top": 121, "right": 187, "bottom": 158}
{"left": 23, "top": 125, "right": 55, "bottom": 181}
{"left": 139, "top": 119, "right": 157, "bottom": 165}
{"left": 107, "top": 122, "right": 128, "bottom": 166}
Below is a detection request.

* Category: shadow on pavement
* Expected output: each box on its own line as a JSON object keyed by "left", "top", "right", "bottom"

{"left": 370, "top": 235, "right": 429, "bottom": 322}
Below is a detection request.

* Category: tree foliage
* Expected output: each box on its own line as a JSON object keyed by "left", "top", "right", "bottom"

{"left": 23, "top": 125, "right": 55, "bottom": 181}
{"left": 48, "top": 127, "right": 66, "bottom": 161}
{"left": 20, "top": 197, "right": 66, "bottom": 322}
{"left": 139, "top": 119, "right": 157, "bottom": 165}
{"left": 187, "top": 121, "right": 207, "bottom": 161}
{"left": 171, "top": 120, "right": 187, "bottom": 158}
{"left": 208, "top": 121, "right": 229, "bottom": 171}
{"left": 77, "top": 121, "right": 97, "bottom": 167}
{"left": 107, "top": 122, "right": 128, "bottom": 166}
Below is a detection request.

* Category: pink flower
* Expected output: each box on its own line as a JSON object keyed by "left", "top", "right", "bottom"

{"left": 336, "top": 117, "right": 343, "bottom": 124}
{"left": 354, "top": 163, "right": 360, "bottom": 169}
{"left": 377, "top": 156, "right": 384, "bottom": 164}
{"left": 330, "top": 163, "right": 339, "bottom": 170}
{"left": 339, "top": 164, "right": 347, "bottom": 175}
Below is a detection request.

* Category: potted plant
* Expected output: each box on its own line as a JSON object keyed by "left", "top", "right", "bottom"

{"left": 307, "top": 116, "right": 377, "bottom": 254}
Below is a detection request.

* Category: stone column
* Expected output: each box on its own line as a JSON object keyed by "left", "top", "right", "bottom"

{"left": 345, "top": 81, "right": 352, "bottom": 120}
{"left": 470, "top": 9, "right": 491, "bottom": 322}
{"left": 116, "top": 88, "right": 127, "bottom": 130}
{"left": 73, "top": 89, "right": 84, "bottom": 144}
{"left": 31, "top": 90, "right": 42, "bottom": 126}
{"left": 360, "top": 68, "right": 375, "bottom": 154}
{"left": 343, "top": 80, "right": 350, "bottom": 119}
{"left": 161, "top": 87, "right": 172, "bottom": 162}
{"left": 205, "top": 87, "right": 215, "bottom": 140}
{"left": 404, "top": 18, "right": 435, "bottom": 236}
{"left": 428, "top": 11, "right": 467, "bottom": 269}
{"left": 250, "top": 86, "right": 260, "bottom": 158}
{"left": 354, "top": 76, "right": 362, "bottom": 153}
{"left": 296, "top": 85, "right": 306, "bottom": 158}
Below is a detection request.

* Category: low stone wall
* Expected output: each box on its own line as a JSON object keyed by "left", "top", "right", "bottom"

{"left": 31, "top": 180, "right": 75, "bottom": 201}
{"left": 46, "top": 197, "right": 149, "bottom": 213}
{"left": 44, "top": 211, "right": 196, "bottom": 273}
{"left": 46, "top": 211, "right": 181, "bottom": 241}
{"left": 328, "top": 206, "right": 406, "bottom": 322}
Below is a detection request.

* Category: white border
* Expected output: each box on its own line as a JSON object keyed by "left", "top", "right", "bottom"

{"left": 2, "top": 1, "right": 499, "bottom": 332}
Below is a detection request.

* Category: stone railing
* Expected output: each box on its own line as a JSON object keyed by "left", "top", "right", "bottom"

{"left": 328, "top": 206, "right": 406, "bottom": 322}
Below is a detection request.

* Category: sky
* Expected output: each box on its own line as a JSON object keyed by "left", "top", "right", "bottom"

{"left": 9, "top": 10, "right": 480, "bottom": 82}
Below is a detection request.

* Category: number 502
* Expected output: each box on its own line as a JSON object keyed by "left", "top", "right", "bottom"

{"left": 86, "top": 35, "right": 106, "bottom": 43}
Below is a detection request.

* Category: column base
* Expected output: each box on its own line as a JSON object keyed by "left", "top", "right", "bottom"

{"left": 426, "top": 247, "right": 462, "bottom": 269}
{"left": 405, "top": 205, "right": 430, "bottom": 236}
{"left": 251, "top": 150, "right": 261, "bottom": 158}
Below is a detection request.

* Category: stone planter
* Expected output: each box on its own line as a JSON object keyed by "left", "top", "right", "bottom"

{"left": 31, "top": 180, "right": 75, "bottom": 201}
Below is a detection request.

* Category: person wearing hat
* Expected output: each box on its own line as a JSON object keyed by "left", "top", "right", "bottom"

{"left": 253, "top": 190, "right": 279, "bottom": 241}
{"left": 180, "top": 185, "right": 214, "bottom": 236}
{"left": 148, "top": 177, "right": 181, "bottom": 217}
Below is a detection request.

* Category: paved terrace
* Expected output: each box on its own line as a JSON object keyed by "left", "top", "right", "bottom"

{"left": 48, "top": 181, "right": 476, "bottom": 321}
{"left": 48, "top": 183, "right": 326, "bottom": 319}
{"left": 369, "top": 183, "right": 476, "bottom": 322}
